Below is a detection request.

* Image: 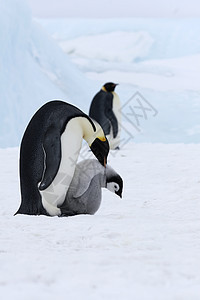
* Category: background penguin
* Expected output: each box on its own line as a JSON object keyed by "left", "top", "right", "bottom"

{"left": 59, "top": 159, "right": 123, "bottom": 216}
{"left": 15, "top": 100, "right": 109, "bottom": 217}
{"left": 89, "top": 82, "right": 121, "bottom": 150}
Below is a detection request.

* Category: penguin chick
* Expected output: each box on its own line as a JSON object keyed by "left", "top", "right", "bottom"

{"left": 59, "top": 159, "right": 123, "bottom": 216}
{"left": 89, "top": 82, "right": 121, "bottom": 150}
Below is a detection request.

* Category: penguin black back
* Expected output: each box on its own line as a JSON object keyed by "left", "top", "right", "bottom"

{"left": 89, "top": 82, "right": 119, "bottom": 138}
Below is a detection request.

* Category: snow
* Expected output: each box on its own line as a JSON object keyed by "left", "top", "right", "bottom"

{"left": 1, "top": 144, "right": 200, "bottom": 299}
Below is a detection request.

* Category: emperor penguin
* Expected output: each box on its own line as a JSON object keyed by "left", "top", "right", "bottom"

{"left": 89, "top": 82, "right": 121, "bottom": 150}
{"left": 59, "top": 159, "right": 123, "bottom": 216}
{"left": 15, "top": 100, "right": 109, "bottom": 217}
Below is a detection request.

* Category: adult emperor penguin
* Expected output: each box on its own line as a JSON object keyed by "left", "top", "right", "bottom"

{"left": 59, "top": 159, "right": 123, "bottom": 216}
{"left": 89, "top": 82, "right": 121, "bottom": 150}
{"left": 15, "top": 100, "right": 109, "bottom": 217}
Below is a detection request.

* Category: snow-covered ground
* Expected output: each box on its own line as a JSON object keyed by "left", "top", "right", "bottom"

{"left": 1, "top": 144, "right": 200, "bottom": 299}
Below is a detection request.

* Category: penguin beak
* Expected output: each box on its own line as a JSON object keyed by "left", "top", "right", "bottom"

{"left": 116, "top": 190, "right": 122, "bottom": 198}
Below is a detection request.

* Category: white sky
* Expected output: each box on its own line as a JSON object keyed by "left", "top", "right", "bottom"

{"left": 27, "top": 0, "right": 200, "bottom": 18}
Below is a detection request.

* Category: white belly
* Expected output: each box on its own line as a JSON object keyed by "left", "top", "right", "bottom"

{"left": 108, "top": 92, "right": 121, "bottom": 149}
{"left": 40, "top": 119, "right": 83, "bottom": 216}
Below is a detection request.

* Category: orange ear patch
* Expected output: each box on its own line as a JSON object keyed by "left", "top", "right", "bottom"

{"left": 101, "top": 86, "right": 107, "bottom": 92}
{"left": 98, "top": 136, "right": 106, "bottom": 142}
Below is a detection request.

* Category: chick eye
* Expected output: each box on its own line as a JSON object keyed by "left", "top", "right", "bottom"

{"left": 114, "top": 184, "right": 119, "bottom": 191}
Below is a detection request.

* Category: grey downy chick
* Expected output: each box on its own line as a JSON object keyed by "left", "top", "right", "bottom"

{"left": 59, "top": 159, "right": 123, "bottom": 217}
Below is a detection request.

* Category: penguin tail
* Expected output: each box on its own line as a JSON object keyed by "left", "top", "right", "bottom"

{"left": 14, "top": 210, "right": 19, "bottom": 216}
{"left": 14, "top": 206, "right": 29, "bottom": 216}
{"left": 14, "top": 204, "right": 24, "bottom": 216}
{"left": 14, "top": 207, "right": 26, "bottom": 216}
{"left": 14, "top": 203, "right": 48, "bottom": 216}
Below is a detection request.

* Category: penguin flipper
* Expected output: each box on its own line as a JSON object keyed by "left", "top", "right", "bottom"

{"left": 39, "top": 126, "right": 61, "bottom": 191}
{"left": 105, "top": 98, "right": 118, "bottom": 138}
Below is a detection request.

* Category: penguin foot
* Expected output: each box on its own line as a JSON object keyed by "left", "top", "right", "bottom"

{"left": 59, "top": 209, "right": 77, "bottom": 217}
{"left": 59, "top": 214, "right": 73, "bottom": 217}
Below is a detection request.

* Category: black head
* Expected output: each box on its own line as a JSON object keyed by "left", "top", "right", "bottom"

{"left": 90, "top": 137, "right": 110, "bottom": 167}
{"left": 106, "top": 173, "right": 123, "bottom": 198}
{"left": 103, "top": 82, "right": 118, "bottom": 92}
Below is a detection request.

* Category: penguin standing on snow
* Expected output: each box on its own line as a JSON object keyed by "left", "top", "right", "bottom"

{"left": 89, "top": 82, "right": 121, "bottom": 150}
{"left": 59, "top": 159, "right": 123, "bottom": 216}
{"left": 15, "top": 100, "right": 109, "bottom": 217}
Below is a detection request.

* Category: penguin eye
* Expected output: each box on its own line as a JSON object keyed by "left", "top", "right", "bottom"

{"left": 114, "top": 184, "right": 119, "bottom": 191}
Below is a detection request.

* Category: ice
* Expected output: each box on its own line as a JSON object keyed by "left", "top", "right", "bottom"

{"left": 1, "top": 1, "right": 200, "bottom": 147}
{"left": 59, "top": 31, "right": 154, "bottom": 63}
{"left": 40, "top": 18, "right": 200, "bottom": 60}
{"left": 40, "top": 18, "right": 200, "bottom": 144}
{"left": 0, "top": 0, "right": 97, "bottom": 148}
{"left": 1, "top": 144, "right": 200, "bottom": 299}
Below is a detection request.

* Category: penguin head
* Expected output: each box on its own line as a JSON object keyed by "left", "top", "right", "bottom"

{"left": 106, "top": 167, "right": 123, "bottom": 198}
{"left": 103, "top": 82, "right": 118, "bottom": 92}
{"left": 90, "top": 137, "right": 109, "bottom": 167}
{"left": 83, "top": 118, "right": 110, "bottom": 167}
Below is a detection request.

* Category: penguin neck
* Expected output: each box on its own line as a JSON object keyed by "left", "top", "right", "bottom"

{"left": 112, "top": 91, "right": 118, "bottom": 98}
{"left": 89, "top": 159, "right": 107, "bottom": 188}
{"left": 79, "top": 117, "right": 105, "bottom": 146}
